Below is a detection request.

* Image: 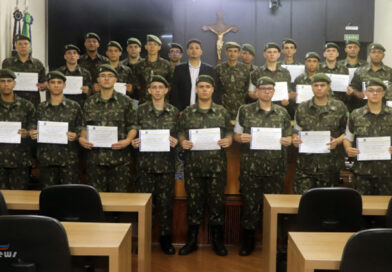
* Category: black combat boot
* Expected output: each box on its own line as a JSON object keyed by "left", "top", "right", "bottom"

{"left": 239, "top": 229, "right": 255, "bottom": 256}
{"left": 211, "top": 225, "right": 228, "bottom": 256}
{"left": 179, "top": 225, "right": 199, "bottom": 255}
{"left": 160, "top": 234, "right": 176, "bottom": 255}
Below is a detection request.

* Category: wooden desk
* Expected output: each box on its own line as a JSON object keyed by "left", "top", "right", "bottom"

{"left": 262, "top": 194, "right": 391, "bottom": 272}
{"left": 1, "top": 190, "right": 152, "bottom": 272}
{"left": 64, "top": 222, "right": 132, "bottom": 272}
{"left": 287, "top": 232, "right": 352, "bottom": 272}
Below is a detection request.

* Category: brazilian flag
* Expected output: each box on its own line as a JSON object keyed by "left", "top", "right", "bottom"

{"left": 22, "top": 11, "right": 33, "bottom": 55}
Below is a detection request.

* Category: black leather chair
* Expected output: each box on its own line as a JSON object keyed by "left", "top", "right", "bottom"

{"left": 296, "top": 187, "right": 362, "bottom": 232}
{"left": 39, "top": 184, "right": 105, "bottom": 222}
{"left": 340, "top": 228, "right": 392, "bottom": 272}
{"left": 0, "top": 215, "right": 71, "bottom": 272}
{"left": 384, "top": 197, "right": 392, "bottom": 227}
{"left": 0, "top": 190, "right": 8, "bottom": 215}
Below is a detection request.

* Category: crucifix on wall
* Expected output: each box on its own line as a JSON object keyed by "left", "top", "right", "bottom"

{"left": 202, "top": 10, "right": 239, "bottom": 62}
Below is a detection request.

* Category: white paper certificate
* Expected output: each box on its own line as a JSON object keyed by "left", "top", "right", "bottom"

{"left": 326, "top": 74, "right": 350, "bottom": 93}
{"left": 114, "top": 83, "right": 127, "bottom": 95}
{"left": 87, "top": 125, "right": 118, "bottom": 148}
{"left": 281, "top": 65, "right": 305, "bottom": 83}
{"left": 296, "top": 85, "right": 313, "bottom": 104}
{"left": 386, "top": 101, "right": 392, "bottom": 108}
{"left": 272, "top": 82, "right": 289, "bottom": 101}
{"left": 14, "top": 72, "right": 38, "bottom": 91}
{"left": 250, "top": 127, "right": 281, "bottom": 150}
{"left": 348, "top": 68, "right": 357, "bottom": 83}
{"left": 299, "top": 131, "right": 330, "bottom": 154}
{"left": 139, "top": 129, "right": 170, "bottom": 152}
{"left": 189, "top": 128, "right": 221, "bottom": 151}
{"left": 0, "top": 122, "right": 21, "bottom": 144}
{"left": 63, "top": 76, "right": 83, "bottom": 95}
{"left": 357, "top": 137, "right": 391, "bottom": 161}
{"left": 38, "top": 121, "right": 68, "bottom": 145}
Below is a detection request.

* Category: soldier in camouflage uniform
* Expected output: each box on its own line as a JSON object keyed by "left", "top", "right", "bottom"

{"left": 56, "top": 44, "right": 92, "bottom": 107}
{"left": 2, "top": 34, "right": 46, "bottom": 107}
{"left": 135, "top": 35, "right": 172, "bottom": 104}
{"left": 106, "top": 41, "right": 136, "bottom": 97}
{"left": 344, "top": 78, "right": 392, "bottom": 195}
{"left": 29, "top": 71, "right": 83, "bottom": 187}
{"left": 338, "top": 40, "right": 367, "bottom": 68}
{"left": 240, "top": 43, "right": 258, "bottom": 72}
{"left": 131, "top": 75, "right": 179, "bottom": 255}
{"left": 178, "top": 75, "right": 233, "bottom": 256}
{"left": 215, "top": 42, "right": 250, "bottom": 120}
{"left": 293, "top": 73, "right": 348, "bottom": 194}
{"left": 0, "top": 69, "right": 35, "bottom": 189}
{"left": 120, "top": 37, "right": 144, "bottom": 80}
{"left": 168, "top": 43, "right": 183, "bottom": 72}
{"left": 280, "top": 38, "right": 302, "bottom": 65}
{"left": 79, "top": 64, "right": 137, "bottom": 192}
{"left": 348, "top": 43, "right": 392, "bottom": 111}
{"left": 234, "top": 76, "right": 292, "bottom": 256}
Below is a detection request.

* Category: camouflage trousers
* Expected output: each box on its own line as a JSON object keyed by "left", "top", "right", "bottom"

{"left": 240, "top": 174, "right": 284, "bottom": 230}
{"left": 135, "top": 172, "right": 175, "bottom": 235}
{"left": 354, "top": 175, "right": 392, "bottom": 195}
{"left": 0, "top": 167, "right": 30, "bottom": 189}
{"left": 39, "top": 164, "right": 80, "bottom": 188}
{"left": 294, "top": 169, "right": 339, "bottom": 194}
{"left": 86, "top": 163, "right": 131, "bottom": 192}
{"left": 184, "top": 171, "right": 226, "bottom": 226}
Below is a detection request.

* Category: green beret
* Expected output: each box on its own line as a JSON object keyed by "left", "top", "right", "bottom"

{"left": 225, "top": 41, "right": 241, "bottom": 50}
{"left": 146, "top": 34, "right": 162, "bottom": 46}
{"left": 368, "top": 43, "right": 385, "bottom": 52}
{"left": 345, "top": 40, "right": 360, "bottom": 47}
{"left": 264, "top": 42, "right": 281, "bottom": 52}
{"left": 170, "top": 43, "right": 183, "bottom": 53}
{"left": 127, "top": 37, "right": 142, "bottom": 47}
{"left": 311, "top": 73, "right": 331, "bottom": 84}
{"left": 85, "top": 32, "right": 101, "bottom": 42}
{"left": 196, "top": 75, "right": 215, "bottom": 87}
{"left": 107, "top": 41, "right": 123, "bottom": 52}
{"left": 305, "top": 51, "right": 321, "bottom": 61}
{"left": 64, "top": 44, "right": 81, "bottom": 54}
{"left": 47, "top": 71, "right": 66, "bottom": 82}
{"left": 0, "top": 69, "right": 16, "bottom": 80}
{"left": 324, "top": 42, "right": 339, "bottom": 51}
{"left": 149, "top": 75, "right": 170, "bottom": 88}
{"left": 97, "top": 64, "right": 118, "bottom": 78}
{"left": 256, "top": 76, "right": 275, "bottom": 87}
{"left": 15, "top": 34, "right": 30, "bottom": 42}
{"left": 366, "top": 77, "right": 387, "bottom": 90}
{"left": 282, "top": 38, "right": 297, "bottom": 48}
{"left": 241, "top": 43, "right": 256, "bottom": 56}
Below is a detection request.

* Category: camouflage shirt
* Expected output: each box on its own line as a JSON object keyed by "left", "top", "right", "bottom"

{"left": 347, "top": 104, "right": 392, "bottom": 177}
{"left": 56, "top": 65, "right": 92, "bottom": 107}
{"left": 0, "top": 95, "right": 35, "bottom": 168}
{"left": 250, "top": 64, "right": 292, "bottom": 91}
{"left": 294, "top": 97, "right": 348, "bottom": 172}
{"left": 135, "top": 57, "right": 172, "bottom": 104}
{"left": 78, "top": 53, "right": 109, "bottom": 83}
{"left": 293, "top": 72, "right": 313, "bottom": 88}
{"left": 134, "top": 101, "right": 179, "bottom": 173}
{"left": 319, "top": 62, "right": 349, "bottom": 102}
{"left": 235, "top": 102, "right": 292, "bottom": 176}
{"left": 215, "top": 62, "right": 250, "bottom": 120}
{"left": 2, "top": 55, "right": 46, "bottom": 107}
{"left": 113, "top": 63, "right": 136, "bottom": 85}
{"left": 121, "top": 57, "right": 144, "bottom": 76}
{"left": 178, "top": 102, "right": 233, "bottom": 176}
{"left": 82, "top": 91, "right": 136, "bottom": 166}
{"left": 31, "top": 98, "right": 83, "bottom": 167}
{"left": 338, "top": 58, "right": 368, "bottom": 68}
{"left": 279, "top": 59, "right": 302, "bottom": 65}
{"left": 350, "top": 63, "right": 392, "bottom": 96}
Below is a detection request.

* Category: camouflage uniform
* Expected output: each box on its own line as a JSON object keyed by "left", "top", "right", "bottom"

{"left": 215, "top": 62, "right": 250, "bottom": 120}
{"left": 78, "top": 53, "right": 109, "bottom": 83}
{"left": 0, "top": 95, "right": 35, "bottom": 189}
{"left": 292, "top": 72, "right": 314, "bottom": 113}
{"left": 31, "top": 98, "right": 83, "bottom": 187}
{"left": 346, "top": 104, "right": 392, "bottom": 195}
{"left": 135, "top": 58, "right": 172, "bottom": 104}
{"left": 319, "top": 62, "right": 349, "bottom": 104}
{"left": 114, "top": 64, "right": 136, "bottom": 97}
{"left": 121, "top": 57, "right": 144, "bottom": 75}
{"left": 338, "top": 58, "right": 368, "bottom": 68}
{"left": 56, "top": 65, "right": 92, "bottom": 107}
{"left": 235, "top": 102, "right": 292, "bottom": 229}
{"left": 2, "top": 56, "right": 46, "bottom": 107}
{"left": 294, "top": 97, "right": 348, "bottom": 194}
{"left": 178, "top": 103, "right": 233, "bottom": 225}
{"left": 279, "top": 60, "right": 302, "bottom": 65}
{"left": 82, "top": 91, "right": 136, "bottom": 192}
{"left": 134, "top": 101, "right": 179, "bottom": 235}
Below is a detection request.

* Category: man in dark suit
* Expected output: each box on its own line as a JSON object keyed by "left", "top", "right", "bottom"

{"left": 170, "top": 39, "right": 220, "bottom": 112}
